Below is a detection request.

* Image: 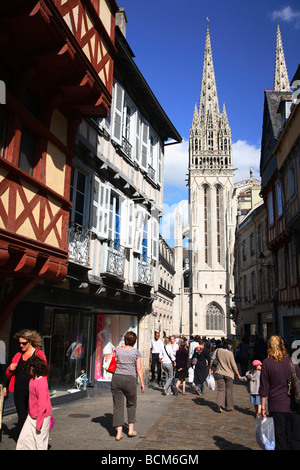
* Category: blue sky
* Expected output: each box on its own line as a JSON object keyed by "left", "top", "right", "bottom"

{"left": 121, "top": 1, "right": 300, "bottom": 243}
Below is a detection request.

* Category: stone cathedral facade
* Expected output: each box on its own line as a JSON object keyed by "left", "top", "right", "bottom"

{"left": 173, "top": 24, "right": 236, "bottom": 338}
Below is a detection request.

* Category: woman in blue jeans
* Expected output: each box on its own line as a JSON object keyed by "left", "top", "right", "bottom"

{"left": 159, "top": 337, "right": 175, "bottom": 395}
{"left": 106, "top": 331, "right": 145, "bottom": 441}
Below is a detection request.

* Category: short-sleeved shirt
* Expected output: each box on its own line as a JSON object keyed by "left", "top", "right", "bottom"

{"left": 114, "top": 347, "right": 141, "bottom": 377}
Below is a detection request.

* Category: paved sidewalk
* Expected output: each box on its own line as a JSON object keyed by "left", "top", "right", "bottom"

{"left": 1, "top": 380, "right": 261, "bottom": 451}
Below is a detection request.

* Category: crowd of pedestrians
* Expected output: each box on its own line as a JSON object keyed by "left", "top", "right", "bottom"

{"left": 1, "top": 328, "right": 300, "bottom": 450}
{"left": 148, "top": 330, "right": 300, "bottom": 450}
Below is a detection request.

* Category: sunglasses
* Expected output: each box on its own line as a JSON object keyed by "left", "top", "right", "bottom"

{"left": 19, "top": 341, "right": 29, "bottom": 346}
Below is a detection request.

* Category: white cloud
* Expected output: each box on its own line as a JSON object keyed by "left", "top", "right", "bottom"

{"left": 164, "top": 138, "right": 261, "bottom": 185}
{"left": 232, "top": 139, "right": 261, "bottom": 183}
{"left": 164, "top": 139, "right": 189, "bottom": 188}
{"left": 161, "top": 199, "right": 189, "bottom": 243}
{"left": 161, "top": 139, "right": 261, "bottom": 245}
{"left": 271, "top": 6, "right": 300, "bottom": 28}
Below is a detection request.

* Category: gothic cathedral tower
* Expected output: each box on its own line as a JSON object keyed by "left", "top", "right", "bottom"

{"left": 188, "top": 23, "right": 235, "bottom": 338}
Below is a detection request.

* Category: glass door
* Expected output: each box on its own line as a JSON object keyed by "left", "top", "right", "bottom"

{"left": 45, "top": 309, "right": 92, "bottom": 395}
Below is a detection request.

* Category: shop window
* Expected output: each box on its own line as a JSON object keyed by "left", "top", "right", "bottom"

{"left": 44, "top": 308, "right": 93, "bottom": 395}
{"left": 95, "top": 314, "right": 138, "bottom": 382}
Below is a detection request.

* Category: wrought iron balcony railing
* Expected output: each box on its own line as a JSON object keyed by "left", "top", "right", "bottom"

{"left": 68, "top": 222, "right": 91, "bottom": 267}
{"left": 136, "top": 255, "right": 152, "bottom": 285}
{"left": 122, "top": 136, "right": 132, "bottom": 160}
{"left": 148, "top": 163, "right": 155, "bottom": 181}
{"left": 106, "top": 239, "right": 126, "bottom": 278}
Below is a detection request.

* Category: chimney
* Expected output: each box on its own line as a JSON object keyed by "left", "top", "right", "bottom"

{"left": 116, "top": 7, "right": 127, "bottom": 38}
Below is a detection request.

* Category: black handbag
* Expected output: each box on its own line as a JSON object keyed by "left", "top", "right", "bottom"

{"left": 212, "top": 349, "right": 219, "bottom": 368}
{"left": 287, "top": 360, "right": 300, "bottom": 410}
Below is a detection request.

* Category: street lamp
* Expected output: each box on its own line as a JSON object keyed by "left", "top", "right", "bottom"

{"left": 258, "top": 251, "right": 274, "bottom": 267}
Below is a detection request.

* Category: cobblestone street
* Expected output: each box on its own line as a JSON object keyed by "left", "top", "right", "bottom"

{"left": 1, "top": 379, "right": 261, "bottom": 451}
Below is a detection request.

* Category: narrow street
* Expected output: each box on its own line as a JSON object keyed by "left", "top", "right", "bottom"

{"left": 1, "top": 379, "right": 261, "bottom": 451}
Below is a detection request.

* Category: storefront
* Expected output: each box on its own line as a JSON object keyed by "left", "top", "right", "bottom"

{"left": 44, "top": 309, "right": 138, "bottom": 395}
{"left": 4, "top": 300, "right": 139, "bottom": 413}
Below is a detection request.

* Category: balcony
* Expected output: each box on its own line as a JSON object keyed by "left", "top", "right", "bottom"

{"left": 122, "top": 136, "right": 133, "bottom": 160}
{"left": 106, "top": 239, "right": 126, "bottom": 278}
{"left": 148, "top": 164, "right": 156, "bottom": 182}
{"left": 68, "top": 223, "right": 91, "bottom": 267}
{"left": 134, "top": 255, "right": 153, "bottom": 286}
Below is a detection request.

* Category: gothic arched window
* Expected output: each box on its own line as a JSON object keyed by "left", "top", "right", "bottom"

{"left": 206, "top": 303, "right": 224, "bottom": 331}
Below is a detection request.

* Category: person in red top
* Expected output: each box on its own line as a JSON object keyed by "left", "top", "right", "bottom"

{"left": 6, "top": 329, "right": 47, "bottom": 433}
{"left": 16, "top": 355, "right": 52, "bottom": 450}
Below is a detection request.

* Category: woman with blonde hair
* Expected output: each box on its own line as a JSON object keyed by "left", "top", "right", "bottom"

{"left": 6, "top": 329, "right": 47, "bottom": 434}
{"left": 259, "top": 335, "right": 300, "bottom": 450}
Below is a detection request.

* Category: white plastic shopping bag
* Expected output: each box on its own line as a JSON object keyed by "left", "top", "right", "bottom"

{"left": 206, "top": 373, "right": 215, "bottom": 391}
{"left": 255, "top": 415, "right": 275, "bottom": 450}
{"left": 188, "top": 366, "right": 194, "bottom": 383}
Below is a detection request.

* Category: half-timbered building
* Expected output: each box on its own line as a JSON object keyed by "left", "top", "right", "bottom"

{"left": 0, "top": 0, "right": 118, "bottom": 409}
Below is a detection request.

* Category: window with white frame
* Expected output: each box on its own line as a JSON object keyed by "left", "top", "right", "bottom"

{"left": 92, "top": 177, "right": 110, "bottom": 239}
{"left": 110, "top": 81, "right": 162, "bottom": 182}
{"left": 92, "top": 177, "right": 135, "bottom": 250}
{"left": 133, "top": 207, "right": 158, "bottom": 261}
{"left": 108, "top": 191, "right": 121, "bottom": 245}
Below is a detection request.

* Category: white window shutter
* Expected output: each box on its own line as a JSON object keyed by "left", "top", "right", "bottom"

{"left": 158, "top": 143, "right": 162, "bottom": 184}
{"left": 141, "top": 120, "right": 149, "bottom": 170}
{"left": 134, "top": 208, "right": 145, "bottom": 253}
{"left": 135, "top": 112, "right": 141, "bottom": 164}
{"left": 112, "top": 82, "right": 124, "bottom": 144}
{"left": 152, "top": 217, "right": 159, "bottom": 261}
{"left": 127, "top": 199, "right": 134, "bottom": 248}
{"left": 92, "top": 176, "right": 111, "bottom": 238}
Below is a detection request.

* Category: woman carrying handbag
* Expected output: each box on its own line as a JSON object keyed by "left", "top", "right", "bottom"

{"left": 105, "top": 331, "right": 145, "bottom": 441}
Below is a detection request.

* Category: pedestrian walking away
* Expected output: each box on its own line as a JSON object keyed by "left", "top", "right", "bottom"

{"left": 209, "top": 338, "right": 240, "bottom": 413}
{"left": 240, "top": 359, "right": 263, "bottom": 415}
{"left": 107, "top": 331, "right": 145, "bottom": 441}
{"left": 175, "top": 340, "right": 189, "bottom": 395}
{"left": 259, "top": 335, "right": 300, "bottom": 450}
{"left": 159, "top": 337, "right": 175, "bottom": 395}
{"left": 192, "top": 339, "right": 210, "bottom": 394}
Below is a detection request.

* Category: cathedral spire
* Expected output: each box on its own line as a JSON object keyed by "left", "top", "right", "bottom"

{"left": 274, "top": 24, "right": 290, "bottom": 92}
{"left": 199, "top": 23, "right": 219, "bottom": 122}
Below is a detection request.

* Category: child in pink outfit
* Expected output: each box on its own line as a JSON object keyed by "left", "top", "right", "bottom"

{"left": 16, "top": 356, "right": 52, "bottom": 450}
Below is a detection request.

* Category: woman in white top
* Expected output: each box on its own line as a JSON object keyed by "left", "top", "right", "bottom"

{"left": 159, "top": 337, "right": 175, "bottom": 395}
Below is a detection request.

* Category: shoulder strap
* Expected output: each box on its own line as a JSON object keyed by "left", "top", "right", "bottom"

{"left": 164, "top": 345, "right": 173, "bottom": 362}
